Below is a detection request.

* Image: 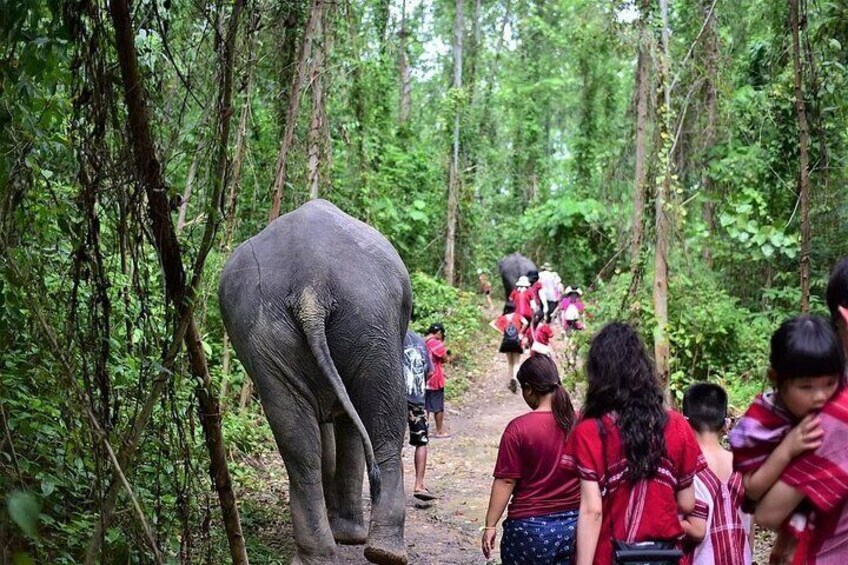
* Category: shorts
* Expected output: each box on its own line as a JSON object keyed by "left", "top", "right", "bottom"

{"left": 407, "top": 403, "right": 429, "bottom": 446}
{"left": 501, "top": 509, "right": 578, "bottom": 565}
{"left": 425, "top": 388, "right": 444, "bottom": 414}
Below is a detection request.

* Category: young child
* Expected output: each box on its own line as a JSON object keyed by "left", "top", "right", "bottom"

{"left": 560, "top": 286, "right": 585, "bottom": 333}
{"left": 729, "top": 315, "right": 846, "bottom": 564}
{"left": 424, "top": 323, "right": 450, "bottom": 438}
{"left": 682, "top": 383, "right": 752, "bottom": 565}
{"left": 529, "top": 309, "right": 555, "bottom": 359}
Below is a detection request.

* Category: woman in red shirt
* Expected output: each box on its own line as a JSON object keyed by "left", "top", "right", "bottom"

{"left": 562, "top": 323, "right": 705, "bottom": 565}
{"left": 481, "top": 355, "right": 579, "bottom": 564}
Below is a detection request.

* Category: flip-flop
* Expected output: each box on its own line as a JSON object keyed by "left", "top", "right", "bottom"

{"left": 431, "top": 433, "right": 452, "bottom": 439}
{"left": 413, "top": 489, "right": 437, "bottom": 501}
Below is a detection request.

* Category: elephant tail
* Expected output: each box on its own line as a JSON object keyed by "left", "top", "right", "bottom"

{"left": 297, "top": 288, "right": 382, "bottom": 503}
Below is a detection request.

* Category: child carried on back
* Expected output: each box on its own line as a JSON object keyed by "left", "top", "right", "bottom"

{"left": 729, "top": 315, "right": 846, "bottom": 564}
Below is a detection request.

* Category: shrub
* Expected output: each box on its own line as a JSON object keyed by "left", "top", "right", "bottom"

{"left": 584, "top": 266, "right": 786, "bottom": 409}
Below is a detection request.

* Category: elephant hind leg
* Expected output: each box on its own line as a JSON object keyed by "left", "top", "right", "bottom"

{"left": 326, "top": 416, "right": 367, "bottom": 545}
{"left": 254, "top": 374, "right": 338, "bottom": 563}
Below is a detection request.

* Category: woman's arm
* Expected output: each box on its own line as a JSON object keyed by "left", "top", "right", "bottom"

{"left": 744, "top": 414, "right": 822, "bottom": 501}
{"left": 481, "top": 478, "right": 516, "bottom": 559}
{"left": 754, "top": 480, "right": 806, "bottom": 530}
{"left": 575, "top": 479, "right": 603, "bottom": 565}
{"left": 489, "top": 319, "right": 501, "bottom": 333}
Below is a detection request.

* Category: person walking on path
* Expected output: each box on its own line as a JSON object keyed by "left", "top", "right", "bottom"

{"left": 562, "top": 322, "right": 706, "bottom": 565}
{"left": 481, "top": 355, "right": 580, "bottom": 565}
{"left": 508, "top": 276, "right": 535, "bottom": 326}
{"left": 424, "top": 323, "right": 450, "bottom": 438}
{"left": 538, "top": 263, "right": 560, "bottom": 323}
{"left": 682, "top": 383, "right": 752, "bottom": 565}
{"left": 403, "top": 329, "right": 437, "bottom": 501}
{"left": 490, "top": 305, "right": 527, "bottom": 393}
{"left": 478, "top": 269, "right": 494, "bottom": 309}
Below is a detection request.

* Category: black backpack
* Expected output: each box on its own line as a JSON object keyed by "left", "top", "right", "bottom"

{"left": 503, "top": 320, "right": 520, "bottom": 345}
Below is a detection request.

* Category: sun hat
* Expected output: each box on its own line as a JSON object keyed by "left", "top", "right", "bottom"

{"left": 565, "top": 286, "right": 583, "bottom": 296}
{"left": 541, "top": 262, "right": 552, "bottom": 271}
{"left": 516, "top": 276, "right": 530, "bottom": 288}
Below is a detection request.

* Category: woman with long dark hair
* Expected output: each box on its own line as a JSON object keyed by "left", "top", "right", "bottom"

{"left": 562, "top": 322, "right": 706, "bottom": 565}
{"left": 481, "top": 355, "right": 579, "bottom": 564}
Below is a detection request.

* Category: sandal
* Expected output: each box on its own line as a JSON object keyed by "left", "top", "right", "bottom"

{"left": 413, "top": 488, "right": 437, "bottom": 501}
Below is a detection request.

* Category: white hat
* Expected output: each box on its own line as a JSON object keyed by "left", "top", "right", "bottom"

{"left": 516, "top": 276, "right": 530, "bottom": 288}
{"left": 565, "top": 286, "right": 583, "bottom": 295}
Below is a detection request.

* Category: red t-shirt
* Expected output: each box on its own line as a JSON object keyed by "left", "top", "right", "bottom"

{"left": 494, "top": 312, "right": 523, "bottom": 333}
{"left": 561, "top": 410, "right": 706, "bottom": 565}
{"left": 509, "top": 288, "right": 534, "bottom": 320}
{"left": 494, "top": 411, "right": 580, "bottom": 520}
{"left": 425, "top": 336, "right": 446, "bottom": 390}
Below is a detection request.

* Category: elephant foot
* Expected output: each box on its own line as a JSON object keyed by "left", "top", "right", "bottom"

{"left": 291, "top": 552, "right": 338, "bottom": 565}
{"left": 330, "top": 517, "right": 367, "bottom": 545}
{"left": 363, "top": 544, "right": 407, "bottom": 565}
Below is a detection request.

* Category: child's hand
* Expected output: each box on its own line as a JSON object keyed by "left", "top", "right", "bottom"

{"left": 783, "top": 414, "right": 824, "bottom": 457}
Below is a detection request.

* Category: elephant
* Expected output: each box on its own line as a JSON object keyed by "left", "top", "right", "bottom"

{"left": 498, "top": 252, "right": 537, "bottom": 301}
{"left": 218, "top": 199, "right": 412, "bottom": 565}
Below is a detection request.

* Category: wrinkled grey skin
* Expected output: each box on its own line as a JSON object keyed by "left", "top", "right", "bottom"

{"left": 497, "top": 252, "right": 537, "bottom": 300}
{"left": 218, "top": 200, "right": 412, "bottom": 565}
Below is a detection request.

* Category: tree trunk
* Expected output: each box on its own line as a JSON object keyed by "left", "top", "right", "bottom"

{"left": 269, "top": 0, "right": 322, "bottom": 221}
{"left": 307, "top": 0, "right": 326, "bottom": 200}
{"left": 221, "top": 6, "right": 260, "bottom": 406}
{"left": 654, "top": 0, "right": 672, "bottom": 389}
{"left": 398, "top": 0, "right": 411, "bottom": 125}
{"left": 274, "top": 0, "right": 307, "bottom": 140}
{"left": 106, "top": 1, "right": 249, "bottom": 564}
{"left": 700, "top": 0, "right": 718, "bottom": 268}
{"left": 790, "top": 0, "right": 811, "bottom": 313}
{"left": 176, "top": 148, "right": 200, "bottom": 232}
{"left": 444, "top": 0, "right": 464, "bottom": 287}
{"left": 629, "top": 2, "right": 651, "bottom": 278}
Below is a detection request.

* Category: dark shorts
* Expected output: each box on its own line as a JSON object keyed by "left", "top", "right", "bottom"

{"left": 407, "top": 403, "right": 429, "bottom": 446}
{"left": 501, "top": 509, "right": 578, "bottom": 565}
{"left": 425, "top": 388, "right": 444, "bottom": 414}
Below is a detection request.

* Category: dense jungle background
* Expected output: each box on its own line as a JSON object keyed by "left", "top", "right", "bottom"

{"left": 2, "top": 0, "right": 848, "bottom": 562}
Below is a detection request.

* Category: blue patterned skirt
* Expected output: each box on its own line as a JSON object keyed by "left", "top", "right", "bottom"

{"left": 500, "top": 509, "right": 578, "bottom": 565}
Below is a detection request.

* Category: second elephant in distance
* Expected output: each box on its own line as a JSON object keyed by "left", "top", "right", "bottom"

{"left": 498, "top": 252, "right": 537, "bottom": 303}
{"left": 219, "top": 199, "right": 412, "bottom": 565}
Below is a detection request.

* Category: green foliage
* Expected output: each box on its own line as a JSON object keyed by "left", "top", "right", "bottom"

{"left": 587, "top": 265, "right": 783, "bottom": 408}
{"left": 410, "top": 271, "right": 481, "bottom": 347}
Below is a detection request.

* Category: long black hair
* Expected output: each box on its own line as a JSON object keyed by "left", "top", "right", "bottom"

{"left": 583, "top": 322, "right": 667, "bottom": 481}
{"left": 516, "top": 355, "right": 575, "bottom": 433}
{"left": 770, "top": 315, "right": 845, "bottom": 386}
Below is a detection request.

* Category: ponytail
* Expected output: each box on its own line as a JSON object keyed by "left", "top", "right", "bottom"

{"left": 552, "top": 385, "right": 575, "bottom": 433}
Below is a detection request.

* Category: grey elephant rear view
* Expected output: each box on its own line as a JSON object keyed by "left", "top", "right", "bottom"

{"left": 218, "top": 199, "right": 412, "bottom": 565}
{"left": 498, "top": 252, "right": 537, "bottom": 300}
